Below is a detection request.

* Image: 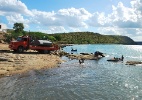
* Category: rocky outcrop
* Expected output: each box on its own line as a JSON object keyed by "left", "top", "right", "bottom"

{"left": 67, "top": 53, "right": 104, "bottom": 60}
{"left": 0, "top": 57, "right": 8, "bottom": 61}
{"left": 51, "top": 50, "right": 105, "bottom": 60}
{"left": 126, "top": 61, "right": 142, "bottom": 65}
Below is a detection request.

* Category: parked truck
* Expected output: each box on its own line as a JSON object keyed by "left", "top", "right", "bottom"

{"left": 9, "top": 35, "right": 59, "bottom": 53}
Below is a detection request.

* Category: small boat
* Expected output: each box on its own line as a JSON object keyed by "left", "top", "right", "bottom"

{"left": 71, "top": 48, "right": 77, "bottom": 51}
{"left": 107, "top": 58, "right": 122, "bottom": 62}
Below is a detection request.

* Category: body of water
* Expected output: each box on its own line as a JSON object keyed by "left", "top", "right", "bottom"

{"left": 1, "top": 44, "right": 142, "bottom": 100}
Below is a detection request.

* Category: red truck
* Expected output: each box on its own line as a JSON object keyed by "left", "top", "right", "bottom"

{"left": 9, "top": 36, "right": 59, "bottom": 53}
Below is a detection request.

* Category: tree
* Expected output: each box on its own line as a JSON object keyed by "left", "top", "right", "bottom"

{"left": 47, "top": 36, "right": 56, "bottom": 41}
{"left": 11, "top": 23, "right": 24, "bottom": 39}
{"left": 54, "top": 34, "right": 61, "bottom": 41}
{"left": 13, "top": 23, "right": 24, "bottom": 33}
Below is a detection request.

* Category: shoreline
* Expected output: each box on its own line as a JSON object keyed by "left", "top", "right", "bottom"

{"left": 0, "top": 43, "right": 62, "bottom": 78}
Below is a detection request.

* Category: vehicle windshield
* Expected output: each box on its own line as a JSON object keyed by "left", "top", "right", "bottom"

{"left": 16, "top": 37, "right": 23, "bottom": 41}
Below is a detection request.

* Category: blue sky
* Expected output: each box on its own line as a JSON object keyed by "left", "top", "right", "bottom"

{"left": 0, "top": 0, "right": 142, "bottom": 41}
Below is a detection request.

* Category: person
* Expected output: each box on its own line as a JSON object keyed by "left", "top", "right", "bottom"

{"left": 94, "top": 51, "right": 105, "bottom": 57}
{"left": 94, "top": 51, "right": 99, "bottom": 57}
{"left": 79, "top": 58, "right": 84, "bottom": 64}
{"left": 121, "top": 55, "right": 124, "bottom": 61}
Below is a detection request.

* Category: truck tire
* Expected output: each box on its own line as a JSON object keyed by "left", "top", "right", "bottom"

{"left": 38, "top": 50, "right": 50, "bottom": 54}
{"left": 17, "top": 46, "right": 24, "bottom": 53}
{"left": 44, "top": 50, "right": 50, "bottom": 54}
{"left": 13, "top": 49, "right": 17, "bottom": 52}
{"left": 38, "top": 50, "right": 43, "bottom": 54}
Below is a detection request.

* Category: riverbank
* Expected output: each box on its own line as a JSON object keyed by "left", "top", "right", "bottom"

{"left": 0, "top": 43, "right": 62, "bottom": 78}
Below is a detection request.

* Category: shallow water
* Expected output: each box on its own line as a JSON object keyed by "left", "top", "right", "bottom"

{"left": 1, "top": 44, "right": 142, "bottom": 100}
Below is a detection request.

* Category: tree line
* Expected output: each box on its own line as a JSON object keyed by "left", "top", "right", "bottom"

{"left": 51, "top": 32, "right": 136, "bottom": 45}
{"left": 5, "top": 23, "right": 136, "bottom": 45}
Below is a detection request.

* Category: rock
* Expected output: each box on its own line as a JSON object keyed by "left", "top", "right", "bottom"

{"left": 0, "top": 70, "right": 8, "bottom": 75}
{"left": 80, "top": 53, "right": 90, "bottom": 55}
{"left": 0, "top": 40, "right": 5, "bottom": 44}
{"left": 0, "top": 57, "right": 8, "bottom": 61}
{"left": 126, "top": 61, "right": 142, "bottom": 65}
{"left": 8, "top": 58, "right": 14, "bottom": 62}
{"left": 67, "top": 53, "right": 103, "bottom": 60}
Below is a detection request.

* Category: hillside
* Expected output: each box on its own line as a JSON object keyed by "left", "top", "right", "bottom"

{"left": 1, "top": 31, "right": 136, "bottom": 45}
{"left": 51, "top": 32, "right": 136, "bottom": 45}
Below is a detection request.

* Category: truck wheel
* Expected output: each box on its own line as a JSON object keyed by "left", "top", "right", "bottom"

{"left": 13, "top": 49, "right": 17, "bottom": 52}
{"left": 17, "top": 46, "right": 24, "bottom": 53}
{"left": 44, "top": 50, "right": 50, "bottom": 54}
{"left": 38, "top": 50, "right": 43, "bottom": 54}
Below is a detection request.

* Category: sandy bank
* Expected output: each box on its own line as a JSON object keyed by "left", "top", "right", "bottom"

{"left": 0, "top": 43, "right": 62, "bottom": 77}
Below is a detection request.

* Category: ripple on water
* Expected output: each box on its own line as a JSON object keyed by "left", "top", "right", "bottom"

{"left": 1, "top": 45, "right": 142, "bottom": 100}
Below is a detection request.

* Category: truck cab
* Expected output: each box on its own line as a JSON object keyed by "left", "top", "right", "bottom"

{"left": 9, "top": 36, "right": 30, "bottom": 53}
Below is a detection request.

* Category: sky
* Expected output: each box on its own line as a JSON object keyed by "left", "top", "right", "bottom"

{"left": 0, "top": 0, "right": 142, "bottom": 41}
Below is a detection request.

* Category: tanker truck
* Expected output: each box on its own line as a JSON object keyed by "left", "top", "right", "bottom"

{"left": 9, "top": 35, "right": 59, "bottom": 53}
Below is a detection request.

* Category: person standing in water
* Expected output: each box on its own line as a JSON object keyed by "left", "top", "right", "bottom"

{"left": 79, "top": 58, "right": 84, "bottom": 64}
{"left": 121, "top": 55, "right": 124, "bottom": 61}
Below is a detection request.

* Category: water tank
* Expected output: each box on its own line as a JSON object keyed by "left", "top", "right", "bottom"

{"left": 31, "top": 40, "right": 52, "bottom": 47}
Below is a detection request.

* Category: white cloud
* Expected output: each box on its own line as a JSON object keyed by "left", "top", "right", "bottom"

{"left": 132, "top": 28, "right": 142, "bottom": 41}
{"left": 69, "top": 27, "right": 81, "bottom": 32}
{"left": 0, "top": 0, "right": 142, "bottom": 41}
{"left": 0, "top": 0, "right": 32, "bottom": 16}
{"left": 58, "top": 8, "right": 91, "bottom": 20}
{"left": 88, "top": 12, "right": 109, "bottom": 27}
{"left": 6, "top": 14, "right": 30, "bottom": 28}
{"left": 98, "top": 27, "right": 142, "bottom": 41}
{"left": 0, "top": 11, "right": 5, "bottom": 16}
{"left": 87, "top": 1, "right": 142, "bottom": 41}
{"left": 110, "top": 2, "right": 141, "bottom": 28}
{"left": 131, "top": 0, "right": 142, "bottom": 12}
{"left": 0, "top": 2, "right": 91, "bottom": 31}
{"left": 31, "top": 9, "right": 56, "bottom": 25}
{"left": 98, "top": 27, "right": 123, "bottom": 35}
{"left": 0, "top": 0, "right": 32, "bottom": 28}
{"left": 88, "top": 1, "right": 141, "bottom": 28}
{"left": 38, "top": 26, "right": 67, "bottom": 34}
{"left": 28, "top": 8, "right": 91, "bottom": 30}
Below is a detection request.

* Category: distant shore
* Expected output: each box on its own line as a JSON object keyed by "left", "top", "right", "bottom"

{"left": 0, "top": 43, "right": 62, "bottom": 78}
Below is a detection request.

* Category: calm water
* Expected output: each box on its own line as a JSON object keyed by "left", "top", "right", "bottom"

{"left": 1, "top": 44, "right": 142, "bottom": 100}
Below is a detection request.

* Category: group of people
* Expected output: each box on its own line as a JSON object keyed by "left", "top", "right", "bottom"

{"left": 114, "top": 55, "right": 124, "bottom": 61}
{"left": 78, "top": 51, "right": 124, "bottom": 64}
{"left": 79, "top": 51, "right": 105, "bottom": 64}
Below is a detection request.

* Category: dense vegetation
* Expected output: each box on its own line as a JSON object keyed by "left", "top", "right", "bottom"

{"left": 3, "top": 23, "right": 136, "bottom": 44}
{"left": 5, "top": 31, "right": 136, "bottom": 45}
{"left": 4, "top": 23, "right": 56, "bottom": 42}
{"left": 51, "top": 32, "right": 136, "bottom": 45}
{"left": 5, "top": 30, "right": 56, "bottom": 43}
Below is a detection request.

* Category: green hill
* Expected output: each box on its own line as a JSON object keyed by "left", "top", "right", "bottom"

{"left": 51, "top": 32, "right": 136, "bottom": 45}
{"left": 4, "top": 31, "right": 136, "bottom": 45}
